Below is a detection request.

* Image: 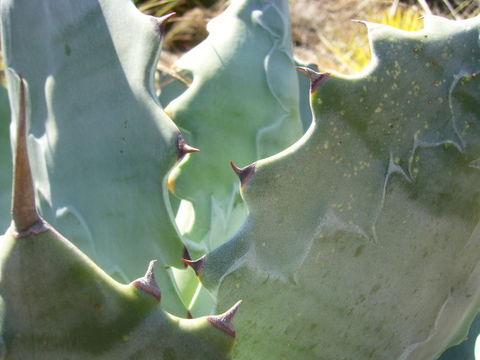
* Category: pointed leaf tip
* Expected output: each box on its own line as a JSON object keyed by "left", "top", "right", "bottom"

{"left": 177, "top": 133, "right": 200, "bottom": 160}
{"left": 296, "top": 66, "right": 330, "bottom": 93}
{"left": 182, "top": 255, "right": 205, "bottom": 277}
{"left": 154, "top": 12, "right": 176, "bottom": 38}
{"left": 230, "top": 161, "right": 256, "bottom": 188}
{"left": 11, "top": 74, "right": 44, "bottom": 236}
{"left": 131, "top": 260, "right": 161, "bottom": 301}
{"left": 208, "top": 300, "right": 243, "bottom": 337}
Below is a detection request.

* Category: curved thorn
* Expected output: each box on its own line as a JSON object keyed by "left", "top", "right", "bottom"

{"left": 182, "top": 246, "right": 192, "bottom": 268}
{"left": 131, "top": 260, "right": 161, "bottom": 301}
{"left": 154, "top": 12, "right": 176, "bottom": 38}
{"left": 177, "top": 133, "right": 200, "bottom": 160}
{"left": 230, "top": 161, "right": 256, "bottom": 188}
{"left": 182, "top": 255, "right": 206, "bottom": 277}
{"left": 296, "top": 66, "right": 330, "bottom": 93}
{"left": 12, "top": 75, "right": 41, "bottom": 234}
{"left": 207, "top": 300, "right": 243, "bottom": 337}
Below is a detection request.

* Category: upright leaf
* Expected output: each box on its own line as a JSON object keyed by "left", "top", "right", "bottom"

{"left": 0, "top": 74, "right": 239, "bottom": 359}
{"left": 1, "top": 0, "right": 190, "bottom": 315}
{"left": 165, "top": 0, "right": 303, "bottom": 253}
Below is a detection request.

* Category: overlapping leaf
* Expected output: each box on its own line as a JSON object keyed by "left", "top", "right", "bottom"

{"left": 197, "top": 15, "right": 480, "bottom": 360}
{"left": 0, "top": 69, "right": 239, "bottom": 360}
{"left": 164, "top": 0, "right": 303, "bottom": 254}
{"left": 0, "top": 0, "right": 189, "bottom": 315}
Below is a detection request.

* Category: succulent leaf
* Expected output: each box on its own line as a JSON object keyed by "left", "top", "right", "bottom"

{"left": 0, "top": 0, "right": 189, "bottom": 315}
{"left": 438, "top": 314, "right": 480, "bottom": 360}
{"left": 164, "top": 0, "right": 303, "bottom": 254}
{"left": 197, "top": 15, "right": 480, "bottom": 360}
{"left": 2, "top": 0, "right": 479, "bottom": 357}
{"left": 0, "top": 72, "right": 238, "bottom": 360}
{"left": 0, "top": 227, "right": 236, "bottom": 359}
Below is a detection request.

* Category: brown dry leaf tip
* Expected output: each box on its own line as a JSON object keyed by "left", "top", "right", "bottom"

{"left": 12, "top": 75, "right": 46, "bottom": 237}
{"left": 207, "top": 300, "right": 243, "bottom": 338}
{"left": 186, "top": 310, "right": 193, "bottom": 319}
{"left": 230, "top": 161, "right": 256, "bottom": 189}
{"left": 182, "top": 255, "right": 206, "bottom": 277}
{"left": 131, "top": 260, "right": 161, "bottom": 301}
{"left": 177, "top": 133, "right": 200, "bottom": 160}
{"left": 154, "top": 12, "right": 176, "bottom": 38}
{"left": 296, "top": 66, "right": 330, "bottom": 93}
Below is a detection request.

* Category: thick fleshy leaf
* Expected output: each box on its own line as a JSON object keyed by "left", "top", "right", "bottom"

{"left": 0, "top": 0, "right": 188, "bottom": 314}
{"left": 439, "top": 314, "right": 480, "bottom": 360}
{"left": 0, "top": 226, "right": 236, "bottom": 359}
{"left": 0, "top": 73, "right": 237, "bottom": 359}
{"left": 198, "top": 15, "right": 480, "bottom": 360}
{"left": 165, "top": 0, "right": 303, "bottom": 253}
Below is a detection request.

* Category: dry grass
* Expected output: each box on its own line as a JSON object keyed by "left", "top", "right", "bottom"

{"left": 290, "top": 0, "right": 479, "bottom": 73}
{"left": 289, "top": 0, "right": 391, "bottom": 73}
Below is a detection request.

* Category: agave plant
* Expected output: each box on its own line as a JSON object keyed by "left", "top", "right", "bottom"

{"left": 0, "top": 0, "right": 479, "bottom": 359}
{"left": 0, "top": 71, "right": 240, "bottom": 359}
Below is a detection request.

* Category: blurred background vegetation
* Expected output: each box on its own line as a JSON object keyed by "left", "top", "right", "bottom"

{"left": 134, "top": 0, "right": 479, "bottom": 74}
{"left": 0, "top": 1, "right": 477, "bottom": 81}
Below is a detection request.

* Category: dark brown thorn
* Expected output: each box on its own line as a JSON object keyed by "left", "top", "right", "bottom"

{"left": 154, "top": 12, "right": 176, "bottom": 38}
{"left": 131, "top": 260, "right": 161, "bottom": 301}
{"left": 176, "top": 133, "right": 200, "bottom": 160}
{"left": 207, "top": 300, "right": 242, "bottom": 338}
{"left": 230, "top": 161, "right": 256, "bottom": 188}
{"left": 12, "top": 75, "right": 41, "bottom": 234}
{"left": 182, "top": 246, "right": 191, "bottom": 268}
{"left": 186, "top": 310, "right": 193, "bottom": 319}
{"left": 182, "top": 255, "right": 206, "bottom": 277}
{"left": 296, "top": 66, "right": 330, "bottom": 93}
